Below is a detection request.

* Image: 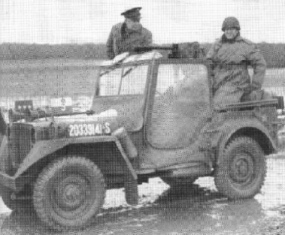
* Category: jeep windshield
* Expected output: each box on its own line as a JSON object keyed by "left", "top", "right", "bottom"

{"left": 95, "top": 51, "right": 163, "bottom": 96}
{"left": 96, "top": 63, "right": 148, "bottom": 96}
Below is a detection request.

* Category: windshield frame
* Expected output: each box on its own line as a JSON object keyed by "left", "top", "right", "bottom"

{"left": 95, "top": 60, "right": 152, "bottom": 98}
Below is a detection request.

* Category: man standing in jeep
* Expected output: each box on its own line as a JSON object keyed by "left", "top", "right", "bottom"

{"left": 206, "top": 16, "right": 267, "bottom": 108}
{"left": 106, "top": 7, "right": 153, "bottom": 59}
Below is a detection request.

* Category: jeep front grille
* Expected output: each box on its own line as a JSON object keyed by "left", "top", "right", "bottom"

{"left": 9, "top": 123, "right": 34, "bottom": 168}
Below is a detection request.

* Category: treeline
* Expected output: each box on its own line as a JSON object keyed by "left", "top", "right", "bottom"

{"left": 0, "top": 42, "right": 285, "bottom": 68}
{"left": 0, "top": 43, "right": 108, "bottom": 60}
{"left": 258, "top": 43, "right": 285, "bottom": 68}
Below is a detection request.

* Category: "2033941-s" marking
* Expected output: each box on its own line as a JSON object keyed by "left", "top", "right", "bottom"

{"left": 69, "top": 123, "right": 111, "bottom": 137}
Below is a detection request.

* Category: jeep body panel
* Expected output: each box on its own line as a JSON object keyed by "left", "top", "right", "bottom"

{"left": 205, "top": 114, "right": 277, "bottom": 164}
{"left": 137, "top": 59, "right": 214, "bottom": 170}
{"left": 0, "top": 171, "right": 15, "bottom": 190}
{"left": 0, "top": 134, "right": 137, "bottom": 192}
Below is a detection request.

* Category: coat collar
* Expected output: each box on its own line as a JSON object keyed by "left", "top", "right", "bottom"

{"left": 221, "top": 33, "right": 243, "bottom": 43}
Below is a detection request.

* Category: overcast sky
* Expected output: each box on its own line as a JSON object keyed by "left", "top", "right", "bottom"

{"left": 0, "top": 0, "right": 285, "bottom": 44}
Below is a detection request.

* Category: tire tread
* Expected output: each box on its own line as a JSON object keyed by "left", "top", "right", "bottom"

{"left": 33, "top": 156, "right": 106, "bottom": 231}
{"left": 214, "top": 136, "right": 266, "bottom": 200}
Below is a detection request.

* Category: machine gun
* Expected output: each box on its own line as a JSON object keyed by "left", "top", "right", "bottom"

{"left": 134, "top": 42, "right": 205, "bottom": 59}
{"left": 134, "top": 44, "right": 180, "bottom": 58}
{"left": 8, "top": 108, "right": 95, "bottom": 123}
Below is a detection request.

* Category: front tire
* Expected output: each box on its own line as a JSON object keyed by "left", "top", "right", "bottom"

{"left": 33, "top": 156, "right": 106, "bottom": 231}
{"left": 214, "top": 137, "right": 266, "bottom": 200}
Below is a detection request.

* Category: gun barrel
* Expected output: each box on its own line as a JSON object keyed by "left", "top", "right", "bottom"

{"left": 27, "top": 110, "right": 90, "bottom": 121}
{"left": 135, "top": 46, "right": 172, "bottom": 51}
{"left": 134, "top": 44, "right": 178, "bottom": 53}
{"left": 9, "top": 108, "right": 94, "bottom": 123}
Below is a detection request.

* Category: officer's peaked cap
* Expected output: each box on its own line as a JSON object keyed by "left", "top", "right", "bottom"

{"left": 121, "top": 7, "right": 142, "bottom": 19}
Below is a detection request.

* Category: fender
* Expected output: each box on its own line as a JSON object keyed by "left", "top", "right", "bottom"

{"left": 209, "top": 118, "right": 277, "bottom": 164}
{"left": 1, "top": 134, "right": 137, "bottom": 192}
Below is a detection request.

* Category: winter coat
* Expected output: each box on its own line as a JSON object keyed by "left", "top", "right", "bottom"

{"left": 206, "top": 35, "right": 266, "bottom": 94}
{"left": 106, "top": 22, "right": 152, "bottom": 59}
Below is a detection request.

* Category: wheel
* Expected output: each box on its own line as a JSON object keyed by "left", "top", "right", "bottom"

{"left": 0, "top": 185, "right": 33, "bottom": 211}
{"left": 214, "top": 136, "right": 266, "bottom": 200}
{"left": 162, "top": 177, "right": 198, "bottom": 189}
{"left": 33, "top": 156, "right": 106, "bottom": 231}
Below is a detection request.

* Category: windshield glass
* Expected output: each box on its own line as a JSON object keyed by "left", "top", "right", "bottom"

{"left": 156, "top": 64, "right": 208, "bottom": 95}
{"left": 98, "top": 64, "right": 148, "bottom": 96}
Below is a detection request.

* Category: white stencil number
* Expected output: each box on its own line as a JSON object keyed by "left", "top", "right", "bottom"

{"left": 69, "top": 122, "right": 111, "bottom": 137}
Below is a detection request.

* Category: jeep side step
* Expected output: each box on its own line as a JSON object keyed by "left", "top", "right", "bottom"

{"left": 157, "top": 162, "right": 212, "bottom": 178}
{"left": 136, "top": 162, "right": 212, "bottom": 177}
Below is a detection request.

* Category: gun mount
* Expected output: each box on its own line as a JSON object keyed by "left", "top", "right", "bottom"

{"left": 134, "top": 42, "right": 205, "bottom": 59}
{"left": 134, "top": 44, "right": 180, "bottom": 58}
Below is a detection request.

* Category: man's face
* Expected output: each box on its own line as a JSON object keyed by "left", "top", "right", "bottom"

{"left": 125, "top": 18, "right": 142, "bottom": 31}
{"left": 128, "top": 11, "right": 141, "bottom": 22}
{"left": 224, "top": 28, "right": 239, "bottom": 39}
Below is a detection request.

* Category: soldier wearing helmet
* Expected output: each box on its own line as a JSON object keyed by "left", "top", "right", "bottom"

{"left": 106, "top": 7, "right": 153, "bottom": 59}
{"left": 207, "top": 17, "right": 266, "bottom": 109}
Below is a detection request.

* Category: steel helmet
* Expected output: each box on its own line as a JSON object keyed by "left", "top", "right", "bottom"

{"left": 222, "top": 17, "right": 240, "bottom": 31}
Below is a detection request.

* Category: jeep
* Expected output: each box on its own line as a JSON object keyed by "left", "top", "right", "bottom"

{"left": 0, "top": 45, "right": 282, "bottom": 231}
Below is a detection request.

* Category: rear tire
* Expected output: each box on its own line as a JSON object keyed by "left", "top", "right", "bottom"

{"left": 214, "top": 137, "right": 266, "bottom": 200}
{"left": 33, "top": 156, "right": 106, "bottom": 231}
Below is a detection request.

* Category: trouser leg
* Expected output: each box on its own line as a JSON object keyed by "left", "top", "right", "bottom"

{"left": 213, "top": 84, "right": 244, "bottom": 109}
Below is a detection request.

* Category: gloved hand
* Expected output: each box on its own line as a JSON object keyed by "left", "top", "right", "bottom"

{"left": 243, "top": 85, "right": 254, "bottom": 95}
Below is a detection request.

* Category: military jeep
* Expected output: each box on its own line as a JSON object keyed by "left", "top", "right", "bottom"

{"left": 0, "top": 47, "right": 282, "bottom": 231}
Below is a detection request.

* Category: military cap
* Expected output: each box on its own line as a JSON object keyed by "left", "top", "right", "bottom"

{"left": 121, "top": 7, "right": 142, "bottom": 21}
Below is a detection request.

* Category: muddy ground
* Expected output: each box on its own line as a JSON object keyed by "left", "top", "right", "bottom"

{"left": 1, "top": 155, "right": 285, "bottom": 235}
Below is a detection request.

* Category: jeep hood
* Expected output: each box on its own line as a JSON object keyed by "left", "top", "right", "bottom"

{"left": 13, "top": 109, "right": 120, "bottom": 140}
{"left": 29, "top": 94, "right": 144, "bottom": 134}
{"left": 51, "top": 109, "right": 118, "bottom": 123}
{"left": 23, "top": 108, "right": 117, "bottom": 132}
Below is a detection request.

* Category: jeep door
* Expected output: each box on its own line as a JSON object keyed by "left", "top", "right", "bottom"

{"left": 146, "top": 60, "right": 211, "bottom": 149}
